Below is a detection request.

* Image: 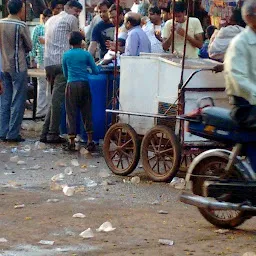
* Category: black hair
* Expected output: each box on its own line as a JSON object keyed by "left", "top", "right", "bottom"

{"left": 50, "top": 0, "right": 64, "bottom": 10}
{"left": 231, "top": 8, "right": 246, "bottom": 27}
{"left": 97, "top": 0, "right": 111, "bottom": 9}
{"left": 66, "top": 0, "right": 83, "bottom": 10}
{"left": 174, "top": 1, "right": 186, "bottom": 13}
{"left": 7, "top": 0, "right": 23, "bottom": 15}
{"left": 43, "top": 8, "right": 53, "bottom": 17}
{"left": 126, "top": 15, "right": 141, "bottom": 26}
{"left": 109, "top": 4, "right": 123, "bottom": 15}
{"left": 206, "top": 25, "right": 216, "bottom": 39}
{"left": 148, "top": 5, "right": 161, "bottom": 15}
{"left": 161, "top": 1, "right": 171, "bottom": 12}
{"left": 69, "top": 31, "right": 84, "bottom": 45}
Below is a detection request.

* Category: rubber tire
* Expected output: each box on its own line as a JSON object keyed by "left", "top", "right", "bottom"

{"left": 192, "top": 156, "right": 247, "bottom": 229}
{"left": 141, "top": 125, "right": 181, "bottom": 182}
{"left": 103, "top": 123, "right": 140, "bottom": 176}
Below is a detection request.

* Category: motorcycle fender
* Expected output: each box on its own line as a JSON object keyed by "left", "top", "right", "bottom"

{"left": 186, "top": 149, "right": 256, "bottom": 182}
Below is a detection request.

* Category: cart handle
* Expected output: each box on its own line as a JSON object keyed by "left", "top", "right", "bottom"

{"left": 179, "top": 68, "right": 214, "bottom": 92}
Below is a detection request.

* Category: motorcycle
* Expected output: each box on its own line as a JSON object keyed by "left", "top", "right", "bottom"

{"left": 178, "top": 76, "right": 256, "bottom": 229}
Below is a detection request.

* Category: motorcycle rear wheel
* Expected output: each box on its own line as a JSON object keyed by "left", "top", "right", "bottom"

{"left": 192, "top": 156, "right": 248, "bottom": 229}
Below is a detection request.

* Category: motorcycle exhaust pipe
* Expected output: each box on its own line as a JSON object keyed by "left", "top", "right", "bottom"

{"left": 180, "top": 192, "right": 256, "bottom": 212}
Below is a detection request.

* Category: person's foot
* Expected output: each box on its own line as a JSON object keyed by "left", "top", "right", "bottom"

{"left": 39, "top": 136, "right": 47, "bottom": 143}
{"left": 6, "top": 136, "right": 25, "bottom": 142}
{"left": 62, "top": 141, "right": 76, "bottom": 151}
{"left": 86, "top": 142, "right": 96, "bottom": 152}
{"left": 46, "top": 134, "right": 66, "bottom": 144}
{"left": 0, "top": 136, "right": 6, "bottom": 142}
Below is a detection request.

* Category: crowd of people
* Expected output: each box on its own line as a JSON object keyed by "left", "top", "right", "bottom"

{"left": 0, "top": 0, "right": 254, "bottom": 151}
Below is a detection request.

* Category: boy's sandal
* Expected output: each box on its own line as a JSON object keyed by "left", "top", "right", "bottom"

{"left": 62, "top": 142, "right": 76, "bottom": 151}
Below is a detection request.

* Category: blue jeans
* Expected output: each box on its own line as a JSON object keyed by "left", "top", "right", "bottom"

{"left": 0, "top": 71, "right": 27, "bottom": 139}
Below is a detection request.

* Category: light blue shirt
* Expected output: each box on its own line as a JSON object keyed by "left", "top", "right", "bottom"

{"left": 123, "top": 26, "right": 151, "bottom": 56}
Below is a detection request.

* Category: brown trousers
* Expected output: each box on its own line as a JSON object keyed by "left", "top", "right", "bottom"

{"left": 65, "top": 81, "right": 93, "bottom": 135}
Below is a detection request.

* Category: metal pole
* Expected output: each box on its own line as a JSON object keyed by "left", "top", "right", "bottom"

{"left": 171, "top": 0, "right": 175, "bottom": 53}
{"left": 178, "top": 0, "right": 191, "bottom": 89}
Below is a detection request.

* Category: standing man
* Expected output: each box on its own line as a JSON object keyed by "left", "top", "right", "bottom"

{"left": 123, "top": 12, "right": 151, "bottom": 56}
{"left": 143, "top": 5, "right": 165, "bottom": 53}
{"left": 0, "top": 0, "right": 32, "bottom": 142}
{"left": 162, "top": 1, "right": 203, "bottom": 58}
{"left": 30, "top": 8, "right": 52, "bottom": 118}
{"left": 40, "top": 0, "right": 83, "bottom": 143}
{"left": 224, "top": 0, "right": 256, "bottom": 127}
{"left": 88, "top": 0, "right": 115, "bottom": 59}
{"left": 161, "top": 2, "right": 172, "bottom": 24}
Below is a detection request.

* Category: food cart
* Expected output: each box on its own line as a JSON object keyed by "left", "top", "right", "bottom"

{"left": 102, "top": 0, "right": 229, "bottom": 182}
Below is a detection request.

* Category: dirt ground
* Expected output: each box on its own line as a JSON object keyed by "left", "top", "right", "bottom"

{"left": 0, "top": 130, "right": 256, "bottom": 256}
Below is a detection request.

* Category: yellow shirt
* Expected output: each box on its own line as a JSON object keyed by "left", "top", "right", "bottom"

{"left": 162, "top": 17, "right": 203, "bottom": 58}
{"left": 225, "top": 26, "right": 256, "bottom": 105}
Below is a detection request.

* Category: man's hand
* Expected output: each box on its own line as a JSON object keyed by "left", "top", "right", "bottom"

{"left": 176, "top": 27, "right": 185, "bottom": 37}
{"left": 0, "top": 81, "right": 3, "bottom": 95}
{"left": 213, "top": 64, "right": 224, "bottom": 73}
{"left": 106, "top": 40, "right": 116, "bottom": 51}
{"left": 155, "top": 31, "right": 162, "bottom": 42}
{"left": 38, "top": 36, "right": 45, "bottom": 44}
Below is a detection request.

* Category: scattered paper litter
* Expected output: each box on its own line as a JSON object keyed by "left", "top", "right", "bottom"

{"left": 30, "top": 165, "right": 41, "bottom": 170}
{"left": 17, "top": 160, "right": 26, "bottom": 165}
{"left": 158, "top": 210, "right": 169, "bottom": 214}
{"left": 63, "top": 185, "right": 75, "bottom": 196}
{"left": 84, "top": 177, "right": 97, "bottom": 188}
{"left": 89, "top": 165, "right": 97, "bottom": 168}
{"left": 158, "top": 239, "right": 174, "bottom": 246}
{"left": 130, "top": 176, "right": 140, "bottom": 184}
{"left": 79, "top": 228, "right": 94, "bottom": 239}
{"left": 214, "top": 229, "right": 230, "bottom": 234}
{"left": 39, "top": 240, "right": 55, "bottom": 245}
{"left": 72, "top": 213, "right": 86, "bottom": 218}
{"left": 243, "top": 252, "right": 256, "bottom": 256}
{"left": 34, "top": 141, "right": 46, "bottom": 150}
{"left": 96, "top": 221, "right": 116, "bottom": 232}
{"left": 10, "top": 156, "right": 19, "bottom": 163}
{"left": 64, "top": 167, "right": 73, "bottom": 175}
{"left": 55, "top": 160, "right": 67, "bottom": 167}
{"left": 170, "top": 177, "right": 185, "bottom": 189}
{"left": 71, "top": 159, "right": 79, "bottom": 167}
{"left": 51, "top": 173, "right": 65, "bottom": 182}
{"left": 47, "top": 199, "right": 60, "bottom": 203}
{"left": 14, "top": 204, "right": 25, "bottom": 209}
{"left": 0, "top": 238, "right": 8, "bottom": 243}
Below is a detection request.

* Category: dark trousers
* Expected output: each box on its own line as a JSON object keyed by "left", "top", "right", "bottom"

{"left": 65, "top": 81, "right": 93, "bottom": 135}
{"left": 41, "top": 65, "right": 67, "bottom": 137}
{"left": 230, "top": 96, "right": 256, "bottom": 127}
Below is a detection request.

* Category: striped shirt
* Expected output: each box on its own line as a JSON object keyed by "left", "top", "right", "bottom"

{"left": 30, "top": 24, "right": 45, "bottom": 66}
{"left": 44, "top": 11, "right": 79, "bottom": 67}
{"left": 0, "top": 17, "right": 32, "bottom": 73}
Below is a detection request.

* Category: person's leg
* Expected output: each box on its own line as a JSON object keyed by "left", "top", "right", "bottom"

{"left": 36, "top": 64, "right": 48, "bottom": 117}
{"left": 6, "top": 71, "right": 27, "bottom": 140}
{"left": 79, "top": 81, "right": 94, "bottom": 150}
{"left": 40, "top": 65, "right": 55, "bottom": 140}
{"left": 65, "top": 82, "right": 77, "bottom": 149}
{"left": 47, "top": 65, "right": 67, "bottom": 141}
{"left": 0, "top": 73, "right": 12, "bottom": 139}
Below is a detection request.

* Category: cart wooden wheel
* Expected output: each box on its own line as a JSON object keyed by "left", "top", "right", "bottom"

{"left": 103, "top": 123, "right": 140, "bottom": 176}
{"left": 141, "top": 125, "right": 181, "bottom": 182}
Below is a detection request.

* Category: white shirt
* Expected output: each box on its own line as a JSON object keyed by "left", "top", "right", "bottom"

{"left": 131, "top": 3, "right": 139, "bottom": 13}
{"left": 225, "top": 26, "right": 256, "bottom": 105}
{"left": 44, "top": 11, "right": 79, "bottom": 67}
{"left": 143, "top": 21, "right": 164, "bottom": 53}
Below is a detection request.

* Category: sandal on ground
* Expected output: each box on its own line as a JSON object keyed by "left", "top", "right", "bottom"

{"left": 62, "top": 142, "right": 76, "bottom": 151}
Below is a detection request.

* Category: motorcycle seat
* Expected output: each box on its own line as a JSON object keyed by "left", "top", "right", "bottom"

{"left": 201, "top": 107, "right": 239, "bottom": 131}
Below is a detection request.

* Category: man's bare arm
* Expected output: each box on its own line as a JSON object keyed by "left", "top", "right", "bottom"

{"left": 88, "top": 41, "right": 97, "bottom": 57}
